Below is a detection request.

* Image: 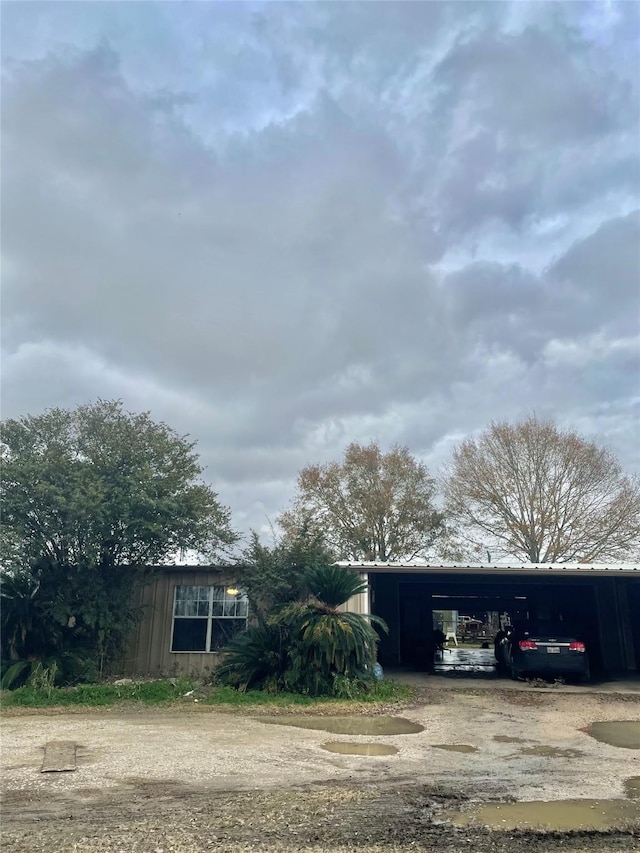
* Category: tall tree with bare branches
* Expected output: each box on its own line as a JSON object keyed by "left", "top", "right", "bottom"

{"left": 279, "top": 442, "right": 444, "bottom": 561}
{"left": 444, "top": 416, "right": 640, "bottom": 563}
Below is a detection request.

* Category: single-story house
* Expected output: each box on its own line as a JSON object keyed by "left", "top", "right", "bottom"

{"left": 125, "top": 562, "right": 640, "bottom": 678}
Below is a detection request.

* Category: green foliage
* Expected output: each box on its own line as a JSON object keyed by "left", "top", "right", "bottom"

{"left": 0, "top": 659, "right": 33, "bottom": 691}
{"left": 27, "top": 661, "right": 59, "bottom": 693}
{"left": 1, "top": 399, "right": 238, "bottom": 677}
{"left": 0, "top": 569, "right": 100, "bottom": 688}
{"left": 201, "top": 686, "right": 324, "bottom": 707}
{"left": 205, "top": 679, "right": 410, "bottom": 705}
{"left": 0, "top": 570, "right": 55, "bottom": 663}
{"left": 1, "top": 650, "right": 100, "bottom": 690}
{"left": 275, "top": 604, "right": 386, "bottom": 695}
{"left": 1, "top": 677, "right": 411, "bottom": 710}
{"left": 330, "top": 673, "right": 373, "bottom": 700}
{"left": 214, "top": 621, "right": 286, "bottom": 692}
{"left": 217, "top": 564, "right": 388, "bottom": 697}
{"left": 2, "top": 678, "right": 195, "bottom": 708}
{"left": 2, "top": 400, "right": 238, "bottom": 571}
{"left": 237, "top": 527, "right": 333, "bottom": 617}
{"left": 362, "top": 678, "right": 412, "bottom": 703}
{"left": 304, "top": 564, "right": 368, "bottom": 608}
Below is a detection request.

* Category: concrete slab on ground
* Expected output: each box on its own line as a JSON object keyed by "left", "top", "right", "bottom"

{"left": 390, "top": 668, "right": 640, "bottom": 694}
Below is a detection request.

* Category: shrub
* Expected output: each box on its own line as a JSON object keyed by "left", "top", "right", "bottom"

{"left": 214, "top": 621, "right": 286, "bottom": 692}
{"left": 217, "top": 565, "right": 387, "bottom": 697}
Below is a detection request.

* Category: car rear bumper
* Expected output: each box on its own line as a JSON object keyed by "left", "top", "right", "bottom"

{"left": 513, "top": 653, "right": 590, "bottom": 676}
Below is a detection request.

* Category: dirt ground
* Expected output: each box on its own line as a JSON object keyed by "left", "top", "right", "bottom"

{"left": 2, "top": 683, "right": 640, "bottom": 852}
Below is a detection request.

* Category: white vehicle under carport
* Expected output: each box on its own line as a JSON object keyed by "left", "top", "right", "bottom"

{"left": 498, "top": 621, "right": 591, "bottom": 682}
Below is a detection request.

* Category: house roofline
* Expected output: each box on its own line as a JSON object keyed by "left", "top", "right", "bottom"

{"left": 335, "top": 561, "right": 639, "bottom": 577}
{"left": 144, "top": 561, "right": 639, "bottom": 579}
{"left": 146, "top": 564, "right": 231, "bottom": 573}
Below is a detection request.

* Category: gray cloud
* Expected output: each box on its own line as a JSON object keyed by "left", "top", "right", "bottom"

{"left": 2, "top": 2, "right": 639, "bottom": 541}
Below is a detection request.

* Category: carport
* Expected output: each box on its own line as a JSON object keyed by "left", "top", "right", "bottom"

{"left": 338, "top": 562, "right": 640, "bottom": 677}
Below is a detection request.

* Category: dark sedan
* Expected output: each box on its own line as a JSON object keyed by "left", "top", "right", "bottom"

{"left": 497, "top": 622, "right": 590, "bottom": 682}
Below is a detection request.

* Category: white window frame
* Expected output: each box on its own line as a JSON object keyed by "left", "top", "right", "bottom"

{"left": 170, "top": 584, "right": 248, "bottom": 653}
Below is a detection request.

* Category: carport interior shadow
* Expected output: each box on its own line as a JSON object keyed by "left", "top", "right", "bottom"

{"left": 372, "top": 571, "right": 612, "bottom": 677}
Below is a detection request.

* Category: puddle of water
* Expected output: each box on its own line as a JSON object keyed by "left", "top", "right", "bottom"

{"left": 587, "top": 721, "right": 640, "bottom": 749}
{"left": 446, "top": 799, "right": 640, "bottom": 831}
{"left": 321, "top": 742, "right": 398, "bottom": 756}
{"left": 432, "top": 744, "right": 478, "bottom": 753}
{"left": 625, "top": 777, "right": 640, "bottom": 799}
{"left": 519, "top": 746, "right": 583, "bottom": 758}
{"left": 434, "top": 648, "right": 497, "bottom": 674}
{"left": 258, "top": 715, "right": 424, "bottom": 735}
{"left": 493, "top": 735, "right": 529, "bottom": 744}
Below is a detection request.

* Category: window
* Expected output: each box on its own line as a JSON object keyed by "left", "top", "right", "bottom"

{"left": 171, "top": 585, "right": 249, "bottom": 652}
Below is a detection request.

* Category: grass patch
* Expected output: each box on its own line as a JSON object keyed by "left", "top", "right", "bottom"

{"left": 202, "top": 686, "right": 323, "bottom": 707}
{"left": 1, "top": 677, "right": 195, "bottom": 708}
{"left": 202, "top": 679, "right": 413, "bottom": 708}
{"left": 360, "top": 678, "right": 413, "bottom": 703}
{"left": 1, "top": 677, "right": 413, "bottom": 711}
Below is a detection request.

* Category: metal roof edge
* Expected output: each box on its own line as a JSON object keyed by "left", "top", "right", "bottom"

{"left": 146, "top": 564, "right": 231, "bottom": 572}
{"left": 334, "top": 561, "right": 639, "bottom": 575}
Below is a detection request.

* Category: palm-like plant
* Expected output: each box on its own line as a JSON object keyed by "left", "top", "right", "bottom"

{"left": 0, "top": 570, "right": 44, "bottom": 662}
{"left": 304, "top": 564, "right": 368, "bottom": 608}
{"left": 215, "top": 620, "right": 285, "bottom": 692}
{"left": 273, "top": 565, "right": 387, "bottom": 695}
{"left": 0, "top": 570, "right": 97, "bottom": 689}
{"left": 217, "top": 564, "right": 387, "bottom": 697}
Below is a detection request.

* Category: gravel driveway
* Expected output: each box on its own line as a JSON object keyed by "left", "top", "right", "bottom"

{"left": 2, "top": 685, "right": 639, "bottom": 852}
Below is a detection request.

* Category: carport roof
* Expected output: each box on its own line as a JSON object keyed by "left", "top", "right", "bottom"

{"left": 336, "top": 561, "right": 639, "bottom": 577}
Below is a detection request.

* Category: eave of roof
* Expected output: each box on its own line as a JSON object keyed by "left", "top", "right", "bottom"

{"left": 147, "top": 562, "right": 639, "bottom": 578}
{"left": 335, "top": 561, "right": 639, "bottom": 577}
{"left": 148, "top": 564, "right": 228, "bottom": 573}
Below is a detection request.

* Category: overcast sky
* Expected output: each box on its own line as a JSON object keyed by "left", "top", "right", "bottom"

{"left": 2, "top": 1, "right": 639, "bottom": 543}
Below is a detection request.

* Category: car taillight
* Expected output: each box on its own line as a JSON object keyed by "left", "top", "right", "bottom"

{"left": 569, "top": 641, "right": 586, "bottom": 652}
{"left": 519, "top": 640, "right": 537, "bottom": 651}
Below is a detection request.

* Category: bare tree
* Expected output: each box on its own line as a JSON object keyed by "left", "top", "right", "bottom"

{"left": 444, "top": 416, "right": 640, "bottom": 563}
{"left": 279, "top": 442, "right": 444, "bottom": 561}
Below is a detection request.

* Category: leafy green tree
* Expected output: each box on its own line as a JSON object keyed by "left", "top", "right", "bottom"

{"left": 1, "top": 400, "right": 238, "bottom": 681}
{"left": 236, "top": 526, "right": 334, "bottom": 617}
{"left": 279, "top": 442, "right": 444, "bottom": 561}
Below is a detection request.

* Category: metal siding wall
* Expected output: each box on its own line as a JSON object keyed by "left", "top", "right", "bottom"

{"left": 150, "top": 573, "right": 171, "bottom": 673}
{"left": 128, "top": 569, "right": 231, "bottom": 676}
{"left": 593, "top": 579, "right": 622, "bottom": 673}
{"left": 371, "top": 575, "right": 400, "bottom": 665}
{"left": 141, "top": 580, "right": 157, "bottom": 673}
{"left": 341, "top": 572, "right": 369, "bottom": 615}
{"left": 124, "top": 586, "right": 143, "bottom": 674}
{"left": 612, "top": 578, "right": 637, "bottom": 671}
{"left": 627, "top": 581, "right": 640, "bottom": 671}
{"left": 125, "top": 578, "right": 159, "bottom": 675}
